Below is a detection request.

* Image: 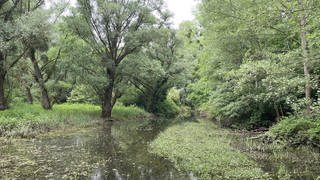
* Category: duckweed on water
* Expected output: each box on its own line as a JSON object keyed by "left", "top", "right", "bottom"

{"left": 149, "top": 120, "right": 269, "bottom": 179}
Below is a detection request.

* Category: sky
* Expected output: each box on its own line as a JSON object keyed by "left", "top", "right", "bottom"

{"left": 46, "top": 0, "right": 198, "bottom": 27}
{"left": 165, "top": 0, "right": 198, "bottom": 27}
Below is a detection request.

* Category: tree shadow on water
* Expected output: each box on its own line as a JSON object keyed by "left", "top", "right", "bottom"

{"left": 85, "top": 120, "right": 185, "bottom": 179}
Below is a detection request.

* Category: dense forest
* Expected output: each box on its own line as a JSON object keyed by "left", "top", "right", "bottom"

{"left": 1, "top": 0, "right": 320, "bottom": 179}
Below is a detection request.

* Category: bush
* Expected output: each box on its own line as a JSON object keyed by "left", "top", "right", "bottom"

{"left": 118, "top": 86, "right": 140, "bottom": 106}
{"left": 67, "top": 84, "right": 100, "bottom": 104}
{"left": 156, "top": 99, "right": 180, "bottom": 118}
{"left": 48, "top": 80, "right": 73, "bottom": 103}
{"left": 268, "top": 116, "right": 320, "bottom": 147}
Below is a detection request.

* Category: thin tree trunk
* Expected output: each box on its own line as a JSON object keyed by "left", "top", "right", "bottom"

{"left": 25, "top": 86, "right": 33, "bottom": 104}
{"left": 299, "top": 0, "right": 312, "bottom": 115}
{"left": 274, "top": 103, "right": 280, "bottom": 122}
{"left": 29, "top": 48, "right": 51, "bottom": 110}
{"left": 0, "top": 51, "right": 7, "bottom": 110}
{"left": 101, "top": 69, "right": 115, "bottom": 119}
{"left": 279, "top": 104, "right": 284, "bottom": 117}
{"left": 0, "top": 73, "right": 7, "bottom": 110}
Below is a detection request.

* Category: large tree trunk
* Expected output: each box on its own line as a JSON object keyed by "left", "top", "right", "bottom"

{"left": 0, "top": 51, "right": 7, "bottom": 110}
{"left": 111, "top": 89, "right": 122, "bottom": 108}
{"left": 299, "top": 0, "right": 312, "bottom": 115}
{"left": 30, "top": 48, "right": 51, "bottom": 110}
{"left": 148, "top": 93, "right": 159, "bottom": 113}
{"left": 101, "top": 68, "right": 116, "bottom": 119}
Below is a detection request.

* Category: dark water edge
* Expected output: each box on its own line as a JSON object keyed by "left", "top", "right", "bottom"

{"left": 232, "top": 133, "right": 320, "bottom": 180}
{"left": 0, "top": 120, "right": 189, "bottom": 179}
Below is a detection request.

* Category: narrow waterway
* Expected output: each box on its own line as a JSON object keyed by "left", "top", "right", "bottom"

{"left": 1, "top": 119, "right": 319, "bottom": 179}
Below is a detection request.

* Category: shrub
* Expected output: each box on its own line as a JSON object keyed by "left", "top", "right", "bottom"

{"left": 67, "top": 85, "right": 100, "bottom": 104}
{"left": 48, "top": 80, "right": 73, "bottom": 103}
{"left": 268, "top": 116, "right": 320, "bottom": 147}
{"left": 155, "top": 99, "right": 180, "bottom": 118}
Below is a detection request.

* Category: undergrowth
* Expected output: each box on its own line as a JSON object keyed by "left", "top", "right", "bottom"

{"left": 267, "top": 116, "right": 320, "bottom": 148}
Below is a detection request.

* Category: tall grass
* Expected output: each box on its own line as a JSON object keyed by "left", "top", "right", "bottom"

{"left": 112, "top": 104, "right": 150, "bottom": 120}
{"left": 0, "top": 103, "right": 149, "bottom": 137}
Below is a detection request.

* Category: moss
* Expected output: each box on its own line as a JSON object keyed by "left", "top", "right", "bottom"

{"left": 149, "top": 120, "right": 268, "bottom": 179}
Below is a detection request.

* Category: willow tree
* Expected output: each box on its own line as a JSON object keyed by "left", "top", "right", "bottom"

{"left": 120, "top": 28, "right": 189, "bottom": 114}
{"left": 0, "top": 0, "right": 44, "bottom": 110}
{"left": 21, "top": 10, "right": 54, "bottom": 110}
{"left": 68, "top": 0, "right": 165, "bottom": 119}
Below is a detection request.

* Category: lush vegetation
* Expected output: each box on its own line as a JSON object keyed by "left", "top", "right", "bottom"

{"left": 150, "top": 120, "right": 268, "bottom": 179}
{"left": 1, "top": 0, "right": 320, "bottom": 179}
{"left": 0, "top": 103, "right": 149, "bottom": 137}
{"left": 0, "top": 0, "right": 192, "bottom": 119}
{"left": 183, "top": 0, "right": 320, "bottom": 146}
{"left": 268, "top": 116, "right": 320, "bottom": 147}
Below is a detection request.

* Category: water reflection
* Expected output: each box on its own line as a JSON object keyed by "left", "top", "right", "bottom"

{"left": 75, "top": 136, "right": 84, "bottom": 147}
{"left": 0, "top": 120, "right": 187, "bottom": 179}
{"left": 91, "top": 168, "right": 102, "bottom": 180}
{"left": 2, "top": 119, "right": 318, "bottom": 179}
{"left": 233, "top": 135, "right": 320, "bottom": 179}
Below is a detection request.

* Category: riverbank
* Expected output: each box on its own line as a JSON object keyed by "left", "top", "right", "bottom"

{"left": 267, "top": 116, "right": 320, "bottom": 148}
{"left": 0, "top": 103, "right": 149, "bottom": 137}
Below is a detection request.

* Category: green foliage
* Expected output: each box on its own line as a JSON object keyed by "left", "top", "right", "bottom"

{"left": 112, "top": 103, "right": 150, "bottom": 121}
{"left": 0, "top": 103, "right": 149, "bottom": 137}
{"left": 158, "top": 88, "right": 192, "bottom": 118}
{"left": 167, "top": 88, "right": 180, "bottom": 105}
{"left": 268, "top": 116, "right": 320, "bottom": 147}
{"left": 47, "top": 80, "right": 73, "bottom": 103}
{"left": 150, "top": 120, "right": 268, "bottom": 179}
{"left": 117, "top": 86, "right": 141, "bottom": 106}
{"left": 187, "top": 0, "right": 320, "bottom": 129}
{"left": 208, "top": 59, "right": 303, "bottom": 128}
{"left": 118, "top": 28, "right": 190, "bottom": 116}
{"left": 67, "top": 84, "right": 100, "bottom": 104}
{"left": 155, "top": 99, "right": 179, "bottom": 118}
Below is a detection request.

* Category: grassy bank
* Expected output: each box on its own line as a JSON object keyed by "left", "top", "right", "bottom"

{"left": 237, "top": 136, "right": 320, "bottom": 179}
{"left": 0, "top": 103, "right": 149, "bottom": 137}
{"left": 267, "top": 116, "right": 320, "bottom": 148}
{"left": 149, "top": 120, "right": 268, "bottom": 179}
